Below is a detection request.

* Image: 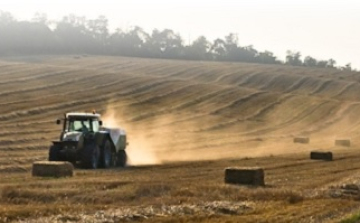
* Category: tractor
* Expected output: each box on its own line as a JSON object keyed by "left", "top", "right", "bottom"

{"left": 48, "top": 112, "right": 127, "bottom": 169}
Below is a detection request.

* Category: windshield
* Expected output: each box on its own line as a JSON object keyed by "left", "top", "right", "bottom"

{"left": 66, "top": 118, "right": 100, "bottom": 132}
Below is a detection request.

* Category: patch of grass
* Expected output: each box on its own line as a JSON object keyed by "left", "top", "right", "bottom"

{"left": 340, "top": 212, "right": 360, "bottom": 223}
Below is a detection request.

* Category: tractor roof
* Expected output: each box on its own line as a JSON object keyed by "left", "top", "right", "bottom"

{"left": 66, "top": 112, "right": 101, "bottom": 119}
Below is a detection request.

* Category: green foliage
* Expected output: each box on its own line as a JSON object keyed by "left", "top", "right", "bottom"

{"left": 340, "top": 212, "right": 360, "bottom": 223}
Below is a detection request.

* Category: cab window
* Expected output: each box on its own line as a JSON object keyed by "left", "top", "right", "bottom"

{"left": 68, "top": 119, "right": 91, "bottom": 132}
{"left": 92, "top": 120, "right": 100, "bottom": 132}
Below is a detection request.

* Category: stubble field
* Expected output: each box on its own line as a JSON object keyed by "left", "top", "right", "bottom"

{"left": 1, "top": 55, "right": 360, "bottom": 222}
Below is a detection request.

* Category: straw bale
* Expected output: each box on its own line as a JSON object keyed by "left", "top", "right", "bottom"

{"left": 32, "top": 161, "right": 73, "bottom": 177}
{"left": 293, "top": 137, "right": 309, "bottom": 144}
{"left": 335, "top": 139, "right": 351, "bottom": 147}
{"left": 225, "top": 167, "right": 264, "bottom": 186}
{"left": 310, "top": 151, "right": 333, "bottom": 161}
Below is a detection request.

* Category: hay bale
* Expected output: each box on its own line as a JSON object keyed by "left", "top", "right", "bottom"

{"left": 335, "top": 139, "right": 351, "bottom": 147}
{"left": 32, "top": 161, "right": 73, "bottom": 177}
{"left": 293, "top": 137, "right": 310, "bottom": 144}
{"left": 310, "top": 151, "right": 333, "bottom": 161}
{"left": 225, "top": 167, "right": 264, "bottom": 186}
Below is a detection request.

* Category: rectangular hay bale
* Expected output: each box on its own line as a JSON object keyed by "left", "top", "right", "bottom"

{"left": 310, "top": 151, "right": 333, "bottom": 161}
{"left": 225, "top": 167, "right": 264, "bottom": 186}
{"left": 293, "top": 137, "right": 310, "bottom": 144}
{"left": 335, "top": 139, "right": 351, "bottom": 147}
{"left": 32, "top": 161, "right": 74, "bottom": 177}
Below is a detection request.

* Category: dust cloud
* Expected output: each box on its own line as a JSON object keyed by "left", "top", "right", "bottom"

{"left": 99, "top": 103, "right": 212, "bottom": 166}
{"left": 99, "top": 104, "right": 294, "bottom": 166}
{"left": 101, "top": 106, "right": 162, "bottom": 166}
{"left": 99, "top": 101, "right": 353, "bottom": 167}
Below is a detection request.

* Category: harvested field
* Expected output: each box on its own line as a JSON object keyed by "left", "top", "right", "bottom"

{"left": 1, "top": 55, "right": 360, "bottom": 222}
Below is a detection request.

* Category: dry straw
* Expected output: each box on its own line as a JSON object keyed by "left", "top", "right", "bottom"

{"left": 32, "top": 161, "right": 74, "bottom": 177}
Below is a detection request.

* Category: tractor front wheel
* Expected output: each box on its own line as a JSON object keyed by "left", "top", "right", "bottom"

{"left": 49, "top": 145, "right": 60, "bottom": 161}
{"left": 81, "top": 142, "right": 100, "bottom": 169}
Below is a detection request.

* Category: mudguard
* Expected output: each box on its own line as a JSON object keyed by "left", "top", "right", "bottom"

{"left": 100, "top": 127, "right": 127, "bottom": 152}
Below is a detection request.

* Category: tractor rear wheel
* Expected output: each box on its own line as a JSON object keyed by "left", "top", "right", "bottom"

{"left": 117, "top": 150, "right": 127, "bottom": 167}
{"left": 101, "top": 140, "right": 113, "bottom": 168}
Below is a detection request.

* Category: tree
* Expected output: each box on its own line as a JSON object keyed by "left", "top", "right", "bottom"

{"left": 0, "top": 11, "right": 15, "bottom": 26}
{"left": 256, "top": 51, "right": 278, "bottom": 64}
{"left": 286, "top": 51, "right": 302, "bottom": 66}
{"left": 32, "top": 12, "right": 49, "bottom": 25}
{"left": 345, "top": 63, "right": 352, "bottom": 71}
{"left": 0, "top": 11, "right": 16, "bottom": 54}
{"left": 210, "top": 38, "right": 227, "bottom": 61}
{"left": 54, "top": 14, "right": 96, "bottom": 53}
{"left": 108, "top": 26, "right": 149, "bottom": 56}
{"left": 224, "top": 33, "right": 238, "bottom": 55}
{"left": 147, "top": 29, "right": 183, "bottom": 58}
{"left": 87, "top": 15, "right": 109, "bottom": 47}
{"left": 184, "top": 36, "right": 211, "bottom": 60}
{"left": 0, "top": 11, "right": 55, "bottom": 55}
{"left": 238, "top": 45, "right": 258, "bottom": 62}
{"left": 327, "top": 58, "right": 336, "bottom": 68}
{"left": 316, "top": 60, "right": 328, "bottom": 68}
{"left": 304, "top": 56, "right": 317, "bottom": 67}
{"left": 216, "top": 33, "right": 259, "bottom": 62}
{"left": 224, "top": 33, "right": 242, "bottom": 61}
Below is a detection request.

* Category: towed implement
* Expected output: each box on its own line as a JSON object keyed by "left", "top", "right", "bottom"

{"left": 49, "top": 112, "right": 127, "bottom": 169}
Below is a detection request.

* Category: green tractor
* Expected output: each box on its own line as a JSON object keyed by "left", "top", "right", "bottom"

{"left": 49, "top": 112, "right": 127, "bottom": 169}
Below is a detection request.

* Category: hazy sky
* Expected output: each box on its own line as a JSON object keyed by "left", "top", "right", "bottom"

{"left": 0, "top": 0, "right": 359, "bottom": 68}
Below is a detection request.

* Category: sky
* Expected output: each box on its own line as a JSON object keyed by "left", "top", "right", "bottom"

{"left": 0, "top": 0, "right": 359, "bottom": 69}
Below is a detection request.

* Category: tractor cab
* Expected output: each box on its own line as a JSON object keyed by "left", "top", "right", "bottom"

{"left": 62, "top": 113, "right": 102, "bottom": 133}
{"left": 57, "top": 113, "right": 103, "bottom": 139}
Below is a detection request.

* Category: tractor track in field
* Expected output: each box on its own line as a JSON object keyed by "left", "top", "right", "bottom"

{"left": 0, "top": 57, "right": 359, "bottom": 154}
{"left": 1, "top": 55, "right": 360, "bottom": 223}
{"left": 1, "top": 57, "right": 359, "bottom": 153}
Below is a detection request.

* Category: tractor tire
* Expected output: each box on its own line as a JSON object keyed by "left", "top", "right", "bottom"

{"left": 117, "top": 150, "right": 127, "bottom": 167}
{"left": 81, "top": 142, "right": 100, "bottom": 169}
{"left": 49, "top": 145, "right": 60, "bottom": 161}
{"left": 100, "top": 140, "right": 113, "bottom": 168}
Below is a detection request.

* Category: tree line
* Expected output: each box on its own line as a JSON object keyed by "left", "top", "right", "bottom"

{"left": 0, "top": 11, "right": 354, "bottom": 71}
